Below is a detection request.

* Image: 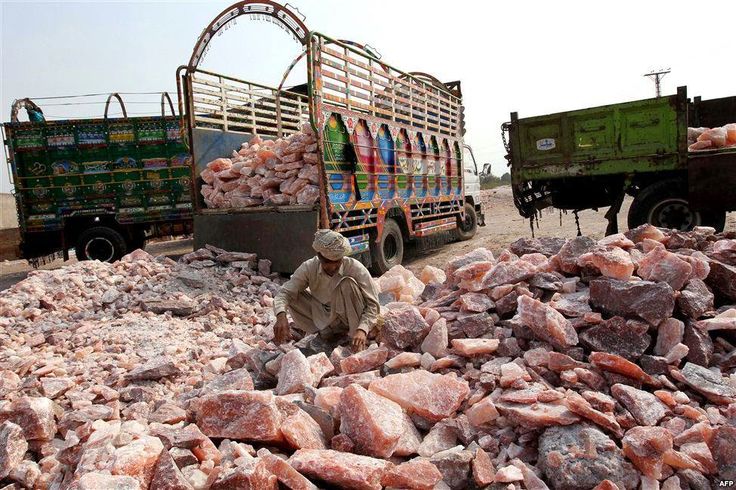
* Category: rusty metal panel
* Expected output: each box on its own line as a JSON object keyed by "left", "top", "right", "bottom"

{"left": 193, "top": 209, "right": 318, "bottom": 274}
{"left": 689, "top": 95, "right": 736, "bottom": 128}
{"left": 688, "top": 151, "right": 736, "bottom": 212}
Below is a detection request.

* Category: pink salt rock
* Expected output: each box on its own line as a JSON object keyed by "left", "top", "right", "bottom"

{"left": 679, "top": 441, "right": 717, "bottom": 474}
{"left": 110, "top": 435, "right": 164, "bottom": 488}
{"left": 599, "top": 233, "right": 635, "bottom": 249}
{"left": 421, "top": 318, "right": 448, "bottom": 358}
{"left": 655, "top": 318, "right": 685, "bottom": 356}
{"left": 499, "top": 362, "right": 532, "bottom": 388}
{"left": 331, "top": 433, "right": 355, "bottom": 452}
{"left": 369, "top": 370, "right": 470, "bottom": 422}
{"left": 420, "top": 265, "right": 447, "bottom": 285}
{"left": 314, "top": 387, "right": 343, "bottom": 417}
{"left": 612, "top": 384, "right": 669, "bottom": 426}
{"left": 465, "top": 397, "right": 499, "bottom": 427}
{"left": 281, "top": 406, "right": 327, "bottom": 450}
{"left": 320, "top": 370, "right": 380, "bottom": 389}
{"left": 0, "top": 421, "right": 28, "bottom": 479}
{"left": 385, "top": 352, "right": 422, "bottom": 370}
{"left": 340, "top": 346, "right": 389, "bottom": 375}
{"left": 417, "top": 423, "right": 458, "bottom": 457}
{"left": 289, "top": 449, "right": 391, "bottom": 490}
{"left": 451, "top": 338, "right": 500, "bottom": 357}
{"left": 78, "top": 473, "right": 141, "bottom": 490}
{"left": 4, "top": 397, "right": 56, "bottom": 441}
{"left": 381, "top": 305, "right": 431, "bottom": 349}
{"left": 577, "top": 246, "right": 635, "bottom": 280}
{"left": 339, "top": 385, "right": 404, "bottom": 458}
{"left": 495, "top": 465, "right": 524, "bottom": 482}
{"left": 697, "top": 308, "right": 736, "bottom": 331}
{"left": 517, "top": 294, "right": 578, "bottom": 349}
{"left": 678, "top": 251, "right": 711, "bottom": 281}
{"left": 446, "top": 248, "right": 495, "bottom": 284}
{"left": 637, "top": 245, "right": 693, "bottom": 290}
{"left": 554, "top": 236, "right": 597, "bottom": 274}
{"left": 393, "top": 413, "right": 422, "bottom": 457}
{"left": 626, "top": 224, "right": 666, "bottom": 244}
{"left": 307, "top": 353, "right": 334, "bottom": 385}
{"left": 261, "top": 452, "right": 318, "bottom": 490}
{"left": 381, "top": 458, "right": 443, "bottom": 490}
{"left": 150, "top": 450, "right": 194, "bottom": 490}
{"left": 276, "top": 349, "right": 313, "bottom": 395}
{"left": 210, "top": 459, "right": 277, "bottom": 489}
{"left": 454, "top": 261, "right": 495, "bottom": 291}
{"left": 194, "top": 390, "right": 284, "bottom": 442}
{"left": 565, "top": 391, "right": 622, "bottom": 437}
{"left": 590, "top": 278, "right": 675, "bottom": 325}
{"left": 589, "top": 352, "right": 659, "bottom": 387}
{"left": 458, "top": 292, "right": 494, "bottom": 312}
{"left": 482, "top": 259, "right": 538, "bottom": 288}
{"left": 495, "top": 401, "right": 580, "bottom": 428}
{"left": 472, "top": 448, "right": 496, "bottom": 487}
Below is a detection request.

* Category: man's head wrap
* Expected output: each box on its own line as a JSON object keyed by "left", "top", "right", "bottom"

{"left": 313, "top": 229, "right": 352, "bottom": 261}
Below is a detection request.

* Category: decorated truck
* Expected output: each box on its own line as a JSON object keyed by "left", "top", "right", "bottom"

{"left": 180, "top": 0, "right": 484, "bottom": 274}
{"left": 2, "top": 94, "right": 193, "bottom": 264}
{"left": 506, "top": 87, "right": 736, "bottom": 234}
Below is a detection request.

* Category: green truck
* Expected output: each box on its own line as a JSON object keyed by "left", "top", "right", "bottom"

{"left": 506, "top": 87, "right": 736, "bottom": 233}
{"left": 2, "top": 94, "right": 193, "bottom": 264}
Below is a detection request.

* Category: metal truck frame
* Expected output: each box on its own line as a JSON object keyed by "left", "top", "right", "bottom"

{"left": 505, "top": 87, "right": 736, "bottom": 234}
{"left": 179, "top": 0, "right": 482, "bottom": 274}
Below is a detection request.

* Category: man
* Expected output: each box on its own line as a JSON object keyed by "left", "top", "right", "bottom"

{"left": 273, "top": 229, "right": 380, "bottom": 352}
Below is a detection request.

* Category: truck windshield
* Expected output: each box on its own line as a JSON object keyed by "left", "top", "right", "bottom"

{"left": 463, "top": 146, "right": 478, "bottom": 175}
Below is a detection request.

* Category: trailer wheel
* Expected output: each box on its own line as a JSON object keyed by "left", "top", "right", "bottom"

{"left": 75, "top": 226, "right": 128, "bottom": 263}
{"left": 369, "top": 218, "right": 404, "bottom": 275}
{"left": 628, "top": 180, "right": 726, "bottom": 232}
{"left": 456, "top": 202, "right": 478, "bottom": 241}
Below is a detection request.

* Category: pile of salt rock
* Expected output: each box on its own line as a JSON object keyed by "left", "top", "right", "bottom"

{"left": 200, "top": 124, "right": 321, "bottom": 208}
{"left": 688, "top": 124, "right": 736, "bottom": 151}
{"left": 1, "top": 225, "right": 736, "bottom": 490}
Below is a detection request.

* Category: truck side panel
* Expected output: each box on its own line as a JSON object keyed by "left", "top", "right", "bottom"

{"left": 308, "top": 33, "right": 465, "bottom": 244}
{"left": 510, "top": 89, "right": 687, "bottom": 182}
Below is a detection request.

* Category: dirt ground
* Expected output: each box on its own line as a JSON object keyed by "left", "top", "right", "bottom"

{"left": 2, "top": 186, "right": 734, "bottom": 291}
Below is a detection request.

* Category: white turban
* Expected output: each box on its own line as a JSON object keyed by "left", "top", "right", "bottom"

{"left": 313, "top": 229, "right": 352, "bottom": 261}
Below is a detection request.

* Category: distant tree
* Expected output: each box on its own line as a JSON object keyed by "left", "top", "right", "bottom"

{"left": 500, "top": 172, "right": 511, "bottom": 184}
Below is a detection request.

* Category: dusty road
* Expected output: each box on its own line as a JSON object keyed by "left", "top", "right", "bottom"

{"left": 2, "top": 186, "right": 734, "bottom": 290}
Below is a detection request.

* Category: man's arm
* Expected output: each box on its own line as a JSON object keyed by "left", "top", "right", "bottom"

{"left": 273, "top": 261, "right": 310, "bottom": 315}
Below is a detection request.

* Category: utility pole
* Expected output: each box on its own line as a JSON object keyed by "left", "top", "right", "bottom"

{"left": 644, "top": 68, "right": 671, "bottom": 98}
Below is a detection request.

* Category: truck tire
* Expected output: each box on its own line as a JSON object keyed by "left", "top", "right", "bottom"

{"left": 369, "top": 218, "right": 404, "bottom": 275}
{"left": 628, "top": 180, "right": 726, "bottom": 232}
{"left": 456, "top": 202, "right": 478, "bottom": 241}
{"left": 75, "top": 226, "right": 128, "bottom": 263}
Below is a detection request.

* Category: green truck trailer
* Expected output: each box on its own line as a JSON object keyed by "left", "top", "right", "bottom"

{"left": 2, "top": 94, "right": 193, "bottom": 264}
{"left": 505, "top": 87, "right": 736, "bottom": 233}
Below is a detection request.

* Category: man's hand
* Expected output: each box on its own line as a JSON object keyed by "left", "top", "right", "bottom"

{"left": 351, "top": 330, "right": 367, "bottom": 352}
{"left": 274, "top": 313, "right": 291, "bottom": 344}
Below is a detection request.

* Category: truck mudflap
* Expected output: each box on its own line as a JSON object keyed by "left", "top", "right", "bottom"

{"left": 193, "top": 207, "right": 318, "bottom": 274}
{"left": 688, "top": 150, "right": 736, "bottom": 212}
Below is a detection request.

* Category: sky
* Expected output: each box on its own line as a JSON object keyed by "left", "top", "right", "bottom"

{"left": 1, "top": 0, "right": 735, "bottom": 195}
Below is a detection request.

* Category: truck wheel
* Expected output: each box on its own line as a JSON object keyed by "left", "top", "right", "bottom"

{"left": 628, "top": 180, "right": 726, "bottom": 232}
{"left": 75, "top": 226, "right": 128, "bottom": 262}
{"left": 456, "top": 202, "right": 478, "bottom": 241}
{"left": 369, "top": 218, "right": 404, "bottom": 275}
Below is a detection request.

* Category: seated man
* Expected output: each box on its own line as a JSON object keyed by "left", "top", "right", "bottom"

{"left": 273, "top": 229, "right": 380, "bottom": 352}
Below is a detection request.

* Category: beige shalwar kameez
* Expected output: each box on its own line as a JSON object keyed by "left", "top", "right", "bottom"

{"left": 273, "top": 256, "right": 380, "bottom": 339}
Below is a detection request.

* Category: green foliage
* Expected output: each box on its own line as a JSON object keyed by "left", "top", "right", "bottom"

{"left": 480, "top": 170, "right": 511, "bottom": 189}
